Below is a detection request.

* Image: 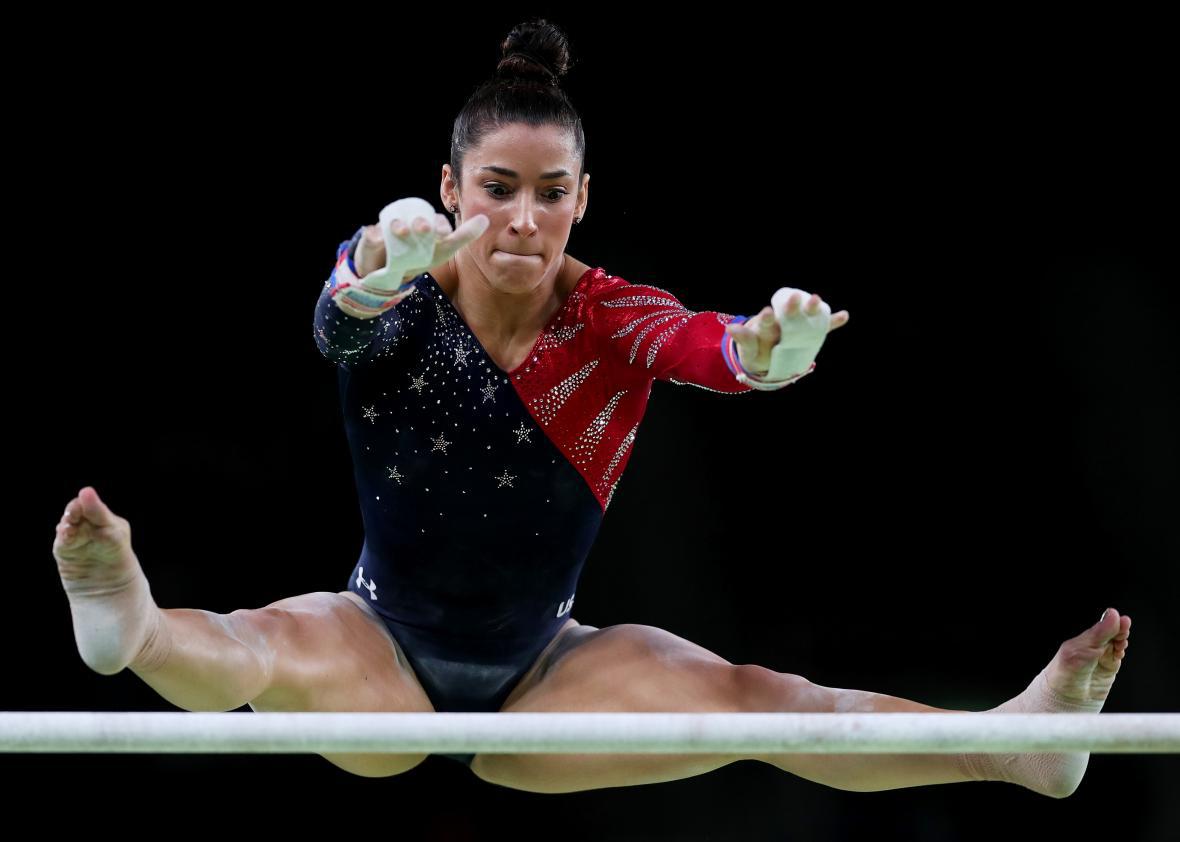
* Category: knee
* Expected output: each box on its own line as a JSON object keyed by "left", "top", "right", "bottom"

{"left": 731, "top": 664, "right": 816, "bottom": 713}
{"left": 226, "top": 607, "right": 290, "bottom": 667}
{"left": 230, "top": 593, "right": 344, "bottom": 676}
{"left": 470, "top": 754, "right": 569, "bottom": 793}
{"left": 321, "top": 751, "right": 429, "bottom": 778}
{"left": 227, "top": 604, "right": 325, "bottom": 708}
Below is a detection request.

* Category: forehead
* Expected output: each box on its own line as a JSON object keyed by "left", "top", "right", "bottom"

{"left": 470, "top": 123, "right": 577, "bottom": 176}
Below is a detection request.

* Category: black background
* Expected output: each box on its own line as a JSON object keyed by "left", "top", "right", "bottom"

{"left": 9, "top": 8, "right": 1176, "bottom": 840}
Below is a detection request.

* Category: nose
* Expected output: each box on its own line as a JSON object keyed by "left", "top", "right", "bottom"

{"left": 509, "top": 196, "right": 540, "bottom": 236}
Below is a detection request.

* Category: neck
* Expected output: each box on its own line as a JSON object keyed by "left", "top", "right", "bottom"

{"left": 439, "top": 253, "right": 588, "bottom": 345}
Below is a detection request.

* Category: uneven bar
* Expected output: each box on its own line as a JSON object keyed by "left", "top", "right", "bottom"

{"left": 2, "top": 712, "right": 1178, "bottom": 754}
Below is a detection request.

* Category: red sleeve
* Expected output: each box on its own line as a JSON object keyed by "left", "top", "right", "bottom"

{"left": 586, "top": 275, "right": 754, "bottom": 394}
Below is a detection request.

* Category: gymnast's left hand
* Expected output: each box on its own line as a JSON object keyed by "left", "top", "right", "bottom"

{"left": 724, "top": 290, "right": 849, "bottom": 376}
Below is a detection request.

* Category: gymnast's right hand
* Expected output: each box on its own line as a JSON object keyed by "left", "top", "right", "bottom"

{"left": 355, "top": 203, "right": 490, "bottom": 283}
{"left": 334, "top": 198, "right": 489, "bottom": 317}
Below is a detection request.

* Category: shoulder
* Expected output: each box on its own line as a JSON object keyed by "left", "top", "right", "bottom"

{"left": 584, "top": 269, "right": 688, "bottom": 309}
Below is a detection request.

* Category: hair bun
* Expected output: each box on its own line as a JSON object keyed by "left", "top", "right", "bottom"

{"left": 496, "top": 17, "right": 574, "bottom": 85}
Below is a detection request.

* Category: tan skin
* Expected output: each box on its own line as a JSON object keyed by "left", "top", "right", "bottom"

{"left": 433, "top": 123, "right": 594, "bottom": 372}
{"left": 54, "top": 122, "right": 1129, "bottom": 794}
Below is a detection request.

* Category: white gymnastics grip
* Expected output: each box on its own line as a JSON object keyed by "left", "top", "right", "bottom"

{"left": 330, "top": 197, "right": 439, "bottom": 317}
{"left": 764, "top": 286, "right": 830, "bottom": 380}
{"left": 370, "top": 197, "right": 439, "bottom": 288}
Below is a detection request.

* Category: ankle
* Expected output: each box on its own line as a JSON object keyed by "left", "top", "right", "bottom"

{"left": 992, "top": 667, "right": 1105, "bottom": 715}
{"left": 955, "top": 750, "right": 1007, "bottom": 784}
{"left": 129, "top": 606, "right": 172, "bottom": 674}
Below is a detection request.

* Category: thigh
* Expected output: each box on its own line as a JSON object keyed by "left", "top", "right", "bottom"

{"left": 501, "top": 623, "right": 741, "bottom": 712}
{"left": 241, "top": 590, "right": 435, "bottom": 777}
{"left": 471, "top": 623, "right": 768, "bottom": 793}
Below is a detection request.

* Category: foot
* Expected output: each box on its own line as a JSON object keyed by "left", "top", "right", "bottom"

{"left": 1044, "top": 607, "right": 1131, "bottom": 705}
{"left": 53, "top": 487, "right": 163, "bottom": 675}
{"left": 958, "top": 608, "right": 1131, "bottom": 798}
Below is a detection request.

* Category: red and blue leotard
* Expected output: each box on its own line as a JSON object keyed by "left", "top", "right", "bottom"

{"left": 313, "top": 229, "right": 765, "bottom": 762}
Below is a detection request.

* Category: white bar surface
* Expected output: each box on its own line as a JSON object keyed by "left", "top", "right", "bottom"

{"left": 1, "top": 712, "right": 1177, "bottom": 754}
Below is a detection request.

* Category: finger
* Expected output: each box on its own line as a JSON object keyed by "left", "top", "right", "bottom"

{"left": 412, "top": 215, "right": 432, "bottom": 234}
{"left": 789, "top": 292, "right": 822, "bottom": 316}
{"left": 756, "top": 306, "right": 780, "bottom": 341}
{"left": 435, "top": 213, "right": 490, "bottom": 261}
{"left": 726, "top": 324, "right": 755, "bottom": 357}
{"left": 785, "top": 291, "right": 804, "bottom": 316}
{"left": 725, "top": 318, "right": 751, "bottom": 339}
{"left": 434, "top": 213, "right": 452, "bottom": 236}
{"left": 726, "top": 309, "right": 763, "bottom": 337}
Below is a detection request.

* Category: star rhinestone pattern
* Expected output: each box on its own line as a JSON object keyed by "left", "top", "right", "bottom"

{"left": 312, "top": 232, "right": 789, "bottom": 654}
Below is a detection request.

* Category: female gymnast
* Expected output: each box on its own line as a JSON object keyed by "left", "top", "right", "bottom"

{"left": 53, "top": 18, "right": 1130, "bottom": 796}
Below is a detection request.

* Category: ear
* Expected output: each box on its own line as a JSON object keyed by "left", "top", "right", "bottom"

{"left": 576, "top": 172, "right": 590, "bottom": 219}
{"left": 440, "top": 163, "right": 460, "bottom": 213}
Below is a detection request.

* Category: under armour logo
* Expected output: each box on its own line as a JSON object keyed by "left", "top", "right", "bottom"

{"left": 356, "top": 566, "right": 378, "bottom": 600}
{"left": 556, "top": 593, "right": 575, "bottom": 617}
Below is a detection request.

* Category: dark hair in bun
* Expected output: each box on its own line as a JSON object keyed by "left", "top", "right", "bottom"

{"left": 449, "top": 18, "right": 586, "bottom": 194}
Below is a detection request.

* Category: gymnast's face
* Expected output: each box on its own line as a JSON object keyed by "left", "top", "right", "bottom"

{"left": 441, "top": 122, "right": 589, "bottom": 292}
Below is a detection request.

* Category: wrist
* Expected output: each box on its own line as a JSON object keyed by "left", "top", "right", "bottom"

{"left": 346, "top": 227, "right": 366, "bottom": 278}
{"left": 720, "top": 316, "right": 767, "bottom": 376}
{"left": 329, "top": 250, "right": 411, "bottom": 319}
{"left": 743, "top": 356, "right": 770, "bottom": 376}
{"left": 720, "top": 316, "right": 815, "bottom": 391}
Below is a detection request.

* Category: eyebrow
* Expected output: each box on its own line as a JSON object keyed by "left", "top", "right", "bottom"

{"left": 478, "top": 165, "right": 572, "bottom": 180}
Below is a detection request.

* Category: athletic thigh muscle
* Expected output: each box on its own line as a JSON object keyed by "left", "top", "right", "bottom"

{"left": 241, "top": 590, "right": 435, "bottom": 777}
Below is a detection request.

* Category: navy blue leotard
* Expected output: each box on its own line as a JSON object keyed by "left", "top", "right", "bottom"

{"left": 313, "top": 228, "right": 766, "bottom": 765}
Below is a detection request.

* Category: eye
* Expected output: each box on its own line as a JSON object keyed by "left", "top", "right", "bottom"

{"left": 484, "top": 184, "right": 568, "bottom": 202}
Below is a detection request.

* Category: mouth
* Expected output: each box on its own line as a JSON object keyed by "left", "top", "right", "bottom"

{"left": 493, "top": 249, "right": 542, "bottom": 260}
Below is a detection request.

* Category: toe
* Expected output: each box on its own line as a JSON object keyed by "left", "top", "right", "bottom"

{"left": 1094, "top": 608, "right": 1116, "bottom": 632}
{"left": 1115, "top": 616, "right": 1131, "bottom": 640}
{"left": 1082, "top": 608, "right": 1121, "bottom": 648}
{"left": 79, "top": 487, "right": 119, "bottom": 526}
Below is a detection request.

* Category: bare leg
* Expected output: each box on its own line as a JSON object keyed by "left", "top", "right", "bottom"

{"left": 473, "top": 625, "right": 973, "bottom": 793}
{"left": 474, "top": 613, "right": 1130, "bottom": 797}
{"left": 128, "top": 607, "right": 275, "bottom": 712}
{"left": 752, "top": 679, "right": 978, "bottom": 792}
{"left": 53, "top": 487, "right": 436, "bottom": 776}
{"left": 758, "top": 608, "right": 1132, "bottom": 798}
